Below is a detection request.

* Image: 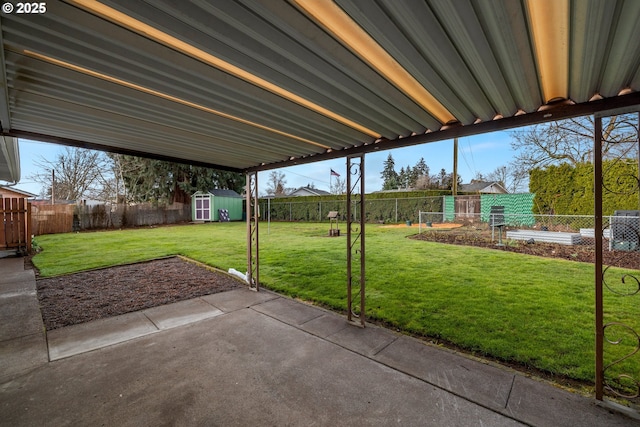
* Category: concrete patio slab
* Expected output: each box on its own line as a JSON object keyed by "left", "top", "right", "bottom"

{"left": 0, "top": 309, "right": 525, "bottom": 427}
{"left": 0, "top": 333, "right": 48, "bottom": 383}
{"left": 0, "top": 294, "right": 44, "bottom": 341}
{"left": 0, "top": 270, "right": 36, "bottom": 293}
{"left": 143, "top": 297, "right": 223, "bottom": 330}
{"left": 505, "top": 374, "right": 635, "bottom": 427}
{"left": 373, "top": 335, "right": 515, "bottom": 410}
{"left": 299, "top": 312, "right": 351, "bottom": 338}
{"left": 325, "top": 321, "right": 399, "bottom": 356}
{"left": 47, "top": 311, "right": 157, "bottom": 361}
{"left": 251, "top": 296, "right": 325, "bottom": 325}
{"left": 200, "top": 287, "right": 278, "bottom": 312}
{"left": 0, "top": 256, "right": 25, "bottom": 273}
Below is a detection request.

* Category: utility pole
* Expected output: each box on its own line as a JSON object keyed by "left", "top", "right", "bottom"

{"left": 51, "top": 170, "right": 55, "bottom": 205}
{"left": 452, "top": 138, "right": 458, "bottom": 196}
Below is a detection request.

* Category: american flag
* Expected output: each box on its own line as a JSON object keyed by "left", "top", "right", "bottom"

{"left": 330, "top": 169, "right": 340, "bottom": 177}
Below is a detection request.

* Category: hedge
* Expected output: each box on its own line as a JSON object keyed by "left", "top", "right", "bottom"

{"left": 529, "top": 160, "right": 638, "bottom": 215}
{"left": 259, "top": 191, "right": 449, "bottom": 223}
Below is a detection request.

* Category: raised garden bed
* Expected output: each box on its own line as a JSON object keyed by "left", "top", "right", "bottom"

{"left": 506, "top": 230, "right": 582, "bottom": 245}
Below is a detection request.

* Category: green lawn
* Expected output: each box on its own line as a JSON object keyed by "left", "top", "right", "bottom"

{"left": 33, "top": 222, "right": 639, "bottom": 390}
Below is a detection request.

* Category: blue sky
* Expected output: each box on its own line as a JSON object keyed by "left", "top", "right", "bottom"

{"left": 14, "top": 129, "right": 516, "bottom": 196}
{"left": 257, "top": 130, "right": 515, "bottom": 193}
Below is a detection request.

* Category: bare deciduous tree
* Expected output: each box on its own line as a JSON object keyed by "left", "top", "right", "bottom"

{"left": 265, "top": 171, "right": 288, "bottom": 196}
{"left": 486, "top": 165, "right": 528, "bottom": 193}
{"left": 29, "top": 147, "right": 110, "bottom": 201}
{"left": 510, "top": 114, "right": 638, "bottom": 170}
{"left": 330, "top": 176, "right": 345, "bottom": 194}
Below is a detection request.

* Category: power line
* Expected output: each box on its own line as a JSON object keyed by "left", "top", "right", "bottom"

{"left": 283, "top": 169, "right": 331, "bottom": 185}
{"left": 459, "top": 140, "right": 473, "bottom": 174}
{"left": 467, "top": 137, "right": 477, "bottom": 174}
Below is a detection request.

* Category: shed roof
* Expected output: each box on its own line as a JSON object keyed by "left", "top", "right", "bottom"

{"left": 209, "top": 189, "right": 242, "bottom": 198}
{"left": 0, "top": 1, "right": 638, "bottom": 175}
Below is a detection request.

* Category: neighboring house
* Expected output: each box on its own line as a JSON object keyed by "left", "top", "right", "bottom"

{"left": 0, "top": 186, "right": 36, "bottom": 200}
{"left": 289, "top": 186, "right": 331, "bottom": 197}
{"left": 192, "top": 189, "right": 243, "bottom": 222}
{"left": 459, "top": 181, "right": 508, "bottom": 194}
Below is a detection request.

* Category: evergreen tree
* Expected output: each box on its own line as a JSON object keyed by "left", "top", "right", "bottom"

{"left": 438, "top": 168, "right": 448, "bottom": 188}
{"left": 109, "top": 154, "right": 244, "bottom": 204}
{"left": 411, "top": 158, "right": 431, "bottom": 189}
{"left": 412, "top": 157, "right": 429, "bottom": 180}
{"left": 381, "top": 153, "right": 399, "bottom": 190}
{"left": 398, "top": 166, "right": 407, "bottom": 189}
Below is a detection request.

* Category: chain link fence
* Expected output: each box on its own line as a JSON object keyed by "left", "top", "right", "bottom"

{"left": 260, "top": 196, "right": 443, "bottom": 223}
{"left": 259, "top": 196, "right": 639, "bottom": 251}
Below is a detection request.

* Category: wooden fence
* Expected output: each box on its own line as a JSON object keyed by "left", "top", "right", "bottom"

{"left": 75, "top": 202, "right": 191, "bottom": 230}
{"left": 31, "top": 202, "right": 192, "bottom": 235}
{"left": 1, "top": 197, "right": 30, "bottom": 253}
{"left": 31, "top": 204, "right": 74, "bottom": 235}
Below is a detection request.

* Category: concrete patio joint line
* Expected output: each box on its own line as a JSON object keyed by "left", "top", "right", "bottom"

{"left": 504, "top": 375, "right": 516, "bottom": 409}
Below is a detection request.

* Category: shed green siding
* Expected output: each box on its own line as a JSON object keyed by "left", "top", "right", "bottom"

{"left": 211, "top": 196, "right": 243, "bottom": 221}
{"left": 192, "top": 191, "right": 243, "bottom": 221}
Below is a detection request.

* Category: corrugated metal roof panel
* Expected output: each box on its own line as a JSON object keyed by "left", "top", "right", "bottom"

{"left": 0, "top": 136, "right": 19, "bottom": 182}
{"left": 0, "top": 0, "right": 637, "bottom": 177}
{"left": 597, "top": 0, "right": 640, "bottom": 98}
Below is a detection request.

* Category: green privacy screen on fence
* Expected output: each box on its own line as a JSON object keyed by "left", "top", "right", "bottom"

{"left": 443, "top": 193, "right": 535, "bottom": 226}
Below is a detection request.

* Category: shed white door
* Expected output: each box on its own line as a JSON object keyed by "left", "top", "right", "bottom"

{"left": 195, "top": 195, "right": 211, "bottom": 221}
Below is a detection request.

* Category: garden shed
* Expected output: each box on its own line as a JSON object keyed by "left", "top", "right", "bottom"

{"left": 192, "top": 189, "right": 243, "bottom": 222}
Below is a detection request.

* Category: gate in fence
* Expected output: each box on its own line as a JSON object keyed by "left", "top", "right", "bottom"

{"left": 0, "top": 197, "right": 30, "bottom": 254}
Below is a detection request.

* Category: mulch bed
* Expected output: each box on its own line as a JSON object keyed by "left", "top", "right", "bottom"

{"left": 35, "top": 257, "right": 242, "bottom": 330}
{"left": 410, "top": 228, "right": 640, "bottom": 270}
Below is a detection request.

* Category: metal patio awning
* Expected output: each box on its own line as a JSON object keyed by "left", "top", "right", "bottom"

{"left": 0, "top": 135, "right": 19, "bottom": 182}
{"left": 0, "top": 0, "right": 638, "bottom": 174}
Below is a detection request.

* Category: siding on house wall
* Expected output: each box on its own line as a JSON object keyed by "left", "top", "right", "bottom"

{"left": 0, "top": 189, "right": 30, "bottom": 199}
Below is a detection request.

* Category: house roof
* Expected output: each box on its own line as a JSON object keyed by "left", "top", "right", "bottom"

{"left": 0, "top": 185, "right": 35, "bottom": 197}
{"left": 0, "top": 1, "right": 638, "bottom": 176}
{"left": 290, "top": 186, "right": 331, "bottom": 196}
{"left": 459, "top": 181, "right": 508, "bottom": 193}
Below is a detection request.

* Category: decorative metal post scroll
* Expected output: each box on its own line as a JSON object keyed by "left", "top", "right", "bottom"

{"left": 246, "top": 171, "right": 259, "bottom": 291}
{"left": 346, "top": 154, "right": 365, "bottom": 327}
{"left": 595, "top": 110, "right": 640, "bottom": 402}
